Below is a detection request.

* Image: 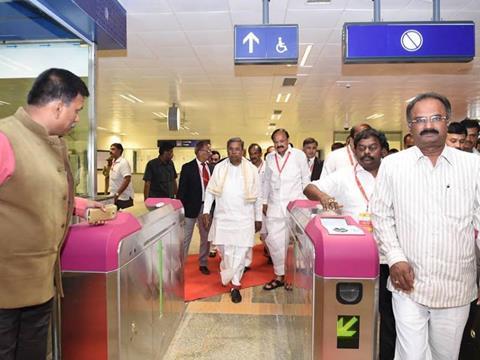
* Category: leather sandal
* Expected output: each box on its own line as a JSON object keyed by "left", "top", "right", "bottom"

{"left": 263, "top": 279, "right": 284, "bottom": 291}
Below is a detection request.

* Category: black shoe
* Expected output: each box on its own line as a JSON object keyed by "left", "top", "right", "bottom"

{"left": 230, "top": 289, "right": 242, "bottom": 303}
{"left": 199, "top": 266, "right": 210, "bottom": 275}
{"left": 244, "top": 266, "right": 251, "bottom": 272}
{"left": 267, "top": 256, "right": 273, "bottom": 265}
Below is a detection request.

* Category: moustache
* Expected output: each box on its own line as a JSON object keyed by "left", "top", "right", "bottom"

{"left": 361, "top": 156, "right": 374, "bottom": 162}
{"left": 420, "top": 129, "right": 439, "bottom": 136}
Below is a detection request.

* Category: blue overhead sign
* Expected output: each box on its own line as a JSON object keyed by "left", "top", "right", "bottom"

{"left": 343, "top": 22, "right": 475, "bottom": 63}
{"left": 234, "top": 24, "right": 299, "bottom": 64}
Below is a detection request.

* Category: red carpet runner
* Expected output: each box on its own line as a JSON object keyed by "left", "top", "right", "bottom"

{"left": 184, "top": 244, "right": 274, "bottom": 302}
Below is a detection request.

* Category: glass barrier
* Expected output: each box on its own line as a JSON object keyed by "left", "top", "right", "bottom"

{"left": 0, "top": 42, "right": 91, "bottom": 195}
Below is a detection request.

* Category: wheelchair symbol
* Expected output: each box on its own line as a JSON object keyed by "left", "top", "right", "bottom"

{"left": 276, "top": 37, "right": 288, "bottom": 53}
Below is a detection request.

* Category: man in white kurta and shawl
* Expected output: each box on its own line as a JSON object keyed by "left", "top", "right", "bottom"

{"left": 202, "top": 137, "right": 262, "bottom": 303}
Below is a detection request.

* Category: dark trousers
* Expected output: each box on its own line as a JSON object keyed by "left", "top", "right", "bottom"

{"left": 379, "top": 264, "right": 396, "bottom": 360}
{"left": 0, "top": 298, "right": 53, "bottom": 360}
{"left": 115, "top": 197, "right": 133, "bottom": 210}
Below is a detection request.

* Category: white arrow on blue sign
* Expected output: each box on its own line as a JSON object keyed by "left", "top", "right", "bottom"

{"left": 234, "top": 24, "right": 299, "bottom": 64}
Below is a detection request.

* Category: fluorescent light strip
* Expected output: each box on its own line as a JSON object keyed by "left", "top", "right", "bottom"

{"left": 152, "top": 112, "right": 167, "bottom": 118}
{"left": 0, "top": 100, "right": 10, "bottom": 105}
{"left": 96, "top": 126, "right": 108, "bottom": 131}
{"left": 0, "top": 55, "right": 32, "bottom": 71}
{"left": 300, "top": 44, "right": 313, "bottom": 67}
{"left": 276, "top": 93, "right": 282, "bottom": 103}
{"left": 405, "top": 96, "right": 416, "bottom": 103}
{"left": 127, "top": 94, "right": 144, "bottom": 103}
{"left": 366, "top": 113, "right": 384, "bottom": 120}
{"left": 284, "top": 93, "right": 291, "bottom": 103}
{"left": 119, "top": 94, "right": 136, "bottom": 103}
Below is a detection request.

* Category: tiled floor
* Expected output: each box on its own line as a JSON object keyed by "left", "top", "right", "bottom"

{"left": 163, "top": 286, "right": 294, "bottom": 360}
{"left": 127, "top": 195, "right": 301, "bottom": 359}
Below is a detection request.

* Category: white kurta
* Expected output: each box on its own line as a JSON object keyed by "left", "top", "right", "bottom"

{"left": 310, "top": 164, "right": 375, "bottom": 222}
{"left": 204, "top": 161, "right": 262, "bottom": 286}
{"left": 262, "top": 147, "right": 310, "bottom": 276}
{"left": 320, "top": 145, "right": 357, "bottom": 180}
{"left": 204, "top": 163, "right": 262, "bottom": 247}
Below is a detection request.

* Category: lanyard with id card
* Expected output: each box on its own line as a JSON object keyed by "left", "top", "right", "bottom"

{"left": 354, "top": 164, "right": 373, "bottom": 233}
{"left": 274, "top": 152, "right": 291, "bottom": 190}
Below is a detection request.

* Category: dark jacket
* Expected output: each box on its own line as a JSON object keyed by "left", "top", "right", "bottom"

{"left": 311, "top": 158, "right": 324, "bottom": 181}
{"left": 177, "top": 158, "right": 214, "bottom": 218}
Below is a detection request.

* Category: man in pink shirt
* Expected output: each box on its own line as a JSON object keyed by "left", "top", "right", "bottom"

{"left": 0, "top": 68, "right": 103, "bottom": 360}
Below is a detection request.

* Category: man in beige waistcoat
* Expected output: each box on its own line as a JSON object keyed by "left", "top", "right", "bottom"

{"left": 0, "top": 68, "right": 102, "bottom": 360}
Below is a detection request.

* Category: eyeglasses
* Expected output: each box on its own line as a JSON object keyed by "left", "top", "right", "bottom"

{"left": 409, "top": 115, "right": 448, "bottom": 125}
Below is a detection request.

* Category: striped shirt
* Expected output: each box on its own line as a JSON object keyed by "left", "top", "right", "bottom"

{"left": 371, "top": 145, "right": 480, "bottom": 308}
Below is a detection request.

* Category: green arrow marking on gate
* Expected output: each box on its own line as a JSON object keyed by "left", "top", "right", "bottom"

{"left": 337, "top": 316, "right": 358, "bottom": 337}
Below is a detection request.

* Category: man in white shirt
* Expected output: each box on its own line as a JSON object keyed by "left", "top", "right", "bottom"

{"left": 460, "top": 118, "right": 480, "bottom": 154}
{"left": 371, "top": 92, "right": 480, "bottom": 360}
{"left": 202, "top": 138, "right": 262, "bottom": 303}
{"left": 109, "top": 143, "right": 134, "bottom": 209}
{"left": 304, "top": 128, "right": 396, "bottom": 360}
{"left": 446, "top": 122, "right": 467, "bottom": 151}
{"left": 320, "top": 123, "right": 371, "bottom": 179}
{"left": 262, "top": 129, "right": 311, "bottom": 290}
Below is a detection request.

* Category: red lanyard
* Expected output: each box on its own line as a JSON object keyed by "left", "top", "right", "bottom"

{"left": 354, "top": 164, "right": 370, "bottom": 205}
{"left": 275, "top": 152, "right": 291, "bottom": 174}
{"left": 347, "top": 146, "right": 355, "bottom": 166}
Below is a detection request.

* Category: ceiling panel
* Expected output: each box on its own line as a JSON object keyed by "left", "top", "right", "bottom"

{"left": 136, "top": 31, "right": 190, "bottom": 48}
{"left": 169, "top": 0, "right": 229, "bottom": 12}
{"left": 128, "top": 13, "right": 180, "bottom": 32}
{"left": 285, "top": 9, "right": 343, "bottom": 28}
{"left": 92, "top": 0, "right": 480, "bottom": 149}
{"left": 175, "top": 12, "right": 232, "bottom": 31}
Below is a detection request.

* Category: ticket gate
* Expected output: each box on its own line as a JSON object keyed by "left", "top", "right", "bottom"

{"left": 60, "top": 200, "right": 185, "bottom": 360}
{"left": 285, "top": 200, "right": 379, "bottom": 359}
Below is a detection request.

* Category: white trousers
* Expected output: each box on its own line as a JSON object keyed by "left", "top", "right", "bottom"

{"left": 245, "top": 248, "right": 252, "bottom": 267}
{"left": 392, "top": 292, "right": 469, "bottom": 360}
{"left": 264, "top": 216, "right": 288, "bottom": 276}
{"left": 217, "top": 245, "right": 250, "bottom": 287}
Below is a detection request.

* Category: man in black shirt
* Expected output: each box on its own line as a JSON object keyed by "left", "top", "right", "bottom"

{"left": 143, "top": 142, "right": 177, "bottom": 199}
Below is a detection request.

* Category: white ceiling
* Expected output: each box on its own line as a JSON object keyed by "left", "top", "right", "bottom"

{"left": 96, "top": 0, "right": 480, "bottom": 150}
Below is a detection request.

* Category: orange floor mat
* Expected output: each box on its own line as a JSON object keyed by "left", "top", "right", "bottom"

{"left": 184, "top": 244, "right": 275, "bottom": 302}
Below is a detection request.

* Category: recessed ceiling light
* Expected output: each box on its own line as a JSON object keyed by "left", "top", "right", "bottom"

{"left": 119, "top": 94, "right": 136, "bottom": 103}
{"left": 127, "top": 94, "right": 144, "bottom": 103}
{"left": 366, "top": 113, "right": 384, "bottom": 120}
{"left": 300, "top": 44, "right": 313, "bottom": 67}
